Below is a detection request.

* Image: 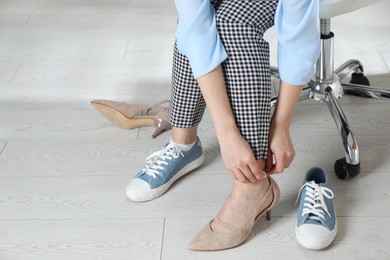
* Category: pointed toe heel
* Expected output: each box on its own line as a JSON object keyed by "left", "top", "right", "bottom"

{"left": 91, "top": 99, "right": 172, "bottom": 138}
{"left": 189, "top": 176, "right": 280, "bottom": 251}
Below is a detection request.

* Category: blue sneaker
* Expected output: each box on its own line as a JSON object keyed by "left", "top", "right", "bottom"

{"left": 126, "top": 138, "right": 204, "bottom": 201}
{"left": 295, "top": 167, "right": 337, "bottom": 249}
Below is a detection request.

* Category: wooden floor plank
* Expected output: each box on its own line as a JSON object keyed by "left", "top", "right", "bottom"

{"left": 0, "top": 218, "right": 163, "bottom": 260}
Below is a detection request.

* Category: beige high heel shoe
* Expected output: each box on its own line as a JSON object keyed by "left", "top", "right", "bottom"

{"left": 91, "top": 99, "right": 172, "bottom": 138}
{"left": 189, "top": 176, "right": 280, "bottom": 251}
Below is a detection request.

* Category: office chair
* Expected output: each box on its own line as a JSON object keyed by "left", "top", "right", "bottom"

{"left": 271, "top": 0, "right": 390, "bottom": 179}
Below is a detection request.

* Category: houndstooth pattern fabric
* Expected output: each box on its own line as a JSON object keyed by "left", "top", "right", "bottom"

{"left": 170, "top": 0, "right": 279, "bottom": 159}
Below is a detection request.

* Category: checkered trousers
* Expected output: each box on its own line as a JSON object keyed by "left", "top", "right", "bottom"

{"left": 170, "top": 0, "right": 279, "bottom": 159}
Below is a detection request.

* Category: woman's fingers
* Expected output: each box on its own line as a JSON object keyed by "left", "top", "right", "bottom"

{"left": 265, "top": 148, "right": 274, "bottom": 172}
{"left": 229, "top": 159, "right": 266, "bottom": 183}
{"left": 267, "top": 148, "right": 295, "bottom": 175}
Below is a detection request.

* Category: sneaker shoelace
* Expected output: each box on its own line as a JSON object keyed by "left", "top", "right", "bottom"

{"left": 142, "top": 144, "right": 184, "bottom": 180}
{"left": 296, "top": 181, "right": 334, "bottom": 222}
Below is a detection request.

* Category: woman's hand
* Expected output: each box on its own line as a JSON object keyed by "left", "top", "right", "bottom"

{"left": 218, "top": 129, "right": 265, "bottom": 183}
{"left": 265, "top": 81, "right": 303, "bottom": 174}
{"left": 266, "top": 121, "right": 295, "bottom": 175}
{"left": 196, "top": 66, "right": 265, "bottom": 183}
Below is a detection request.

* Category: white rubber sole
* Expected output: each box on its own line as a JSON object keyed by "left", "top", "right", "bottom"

{"left": 126, "top": 153, "right": 205, "bottom": 202}
{"left": 295, "top": 225, "right": 337, "bottom": 250}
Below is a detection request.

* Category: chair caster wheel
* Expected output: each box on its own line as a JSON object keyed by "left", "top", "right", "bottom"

{"left": 346, "top": 73, "right": 372, "bottom": 98}
{"left": 350, "top": 72, "right": 370, "bottom": 86}
{"left": 334, "top": 158, "right": 360, "bottom": 179}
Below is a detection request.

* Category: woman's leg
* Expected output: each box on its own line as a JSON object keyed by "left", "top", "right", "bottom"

{"left": 169, "top": 0, "right": 224, "bottom": 144}
{"left": 126, "top": 42, "right": 207, "bottom": 202}
{"left": 169, "top": 42, "right": 206, "bottom": 143}
{"left": 211, "top": 0, "right": 279, "bottom": 232}
{"left": 170, "top": 45, "right": 205, "bottom": 129}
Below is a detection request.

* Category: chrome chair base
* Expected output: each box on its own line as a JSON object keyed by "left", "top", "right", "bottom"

{"left": 271, "top": 19, "right": 390, "bottom": 179}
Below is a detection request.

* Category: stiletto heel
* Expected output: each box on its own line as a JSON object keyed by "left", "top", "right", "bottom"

{"left": 266, "top": 210, "right": 271, "bottom": 221}
{"left": 189, "top": 176, "right": 280, "bottom": 251}
{"left": 91, "top": 99, "right": 172, "bottom": 138}
{"left": 151, "top": 113, "right": 172, "bottom": 139}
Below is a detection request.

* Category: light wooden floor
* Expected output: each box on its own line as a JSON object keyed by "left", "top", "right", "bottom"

{"left": 1, "top": 1, "right": 390, "bottom": 259}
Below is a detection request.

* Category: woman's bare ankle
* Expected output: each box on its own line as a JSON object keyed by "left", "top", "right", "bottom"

{"left": 171, "top": 126, "right": 198, "bottom": 144}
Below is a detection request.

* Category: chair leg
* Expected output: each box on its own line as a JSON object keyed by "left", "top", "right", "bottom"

{"left": 271, "top": 17, "right": 388, "bottom": 179}
{"left": 334, "top": 59, "right": 363, "bottom": 81}
{"left": 335, "top": 59, "right": 390, "bottom": 99}
{"left": 325, "top": 88, "right": 361, "bottom": 179}
{"left": 342, "top": 83, "right": 390, "bottom": 99}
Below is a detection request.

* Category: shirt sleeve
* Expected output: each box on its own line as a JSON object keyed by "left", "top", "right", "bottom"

{"left": 174, "top": 0, "right": 228, "bottom": 79}
{"left": 275, "top": 0, "right": 320, "bottom": 85}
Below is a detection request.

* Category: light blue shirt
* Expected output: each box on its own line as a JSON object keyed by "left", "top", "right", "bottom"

{"left": 174, "top": 0, "right": 320, "bottom": 86}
